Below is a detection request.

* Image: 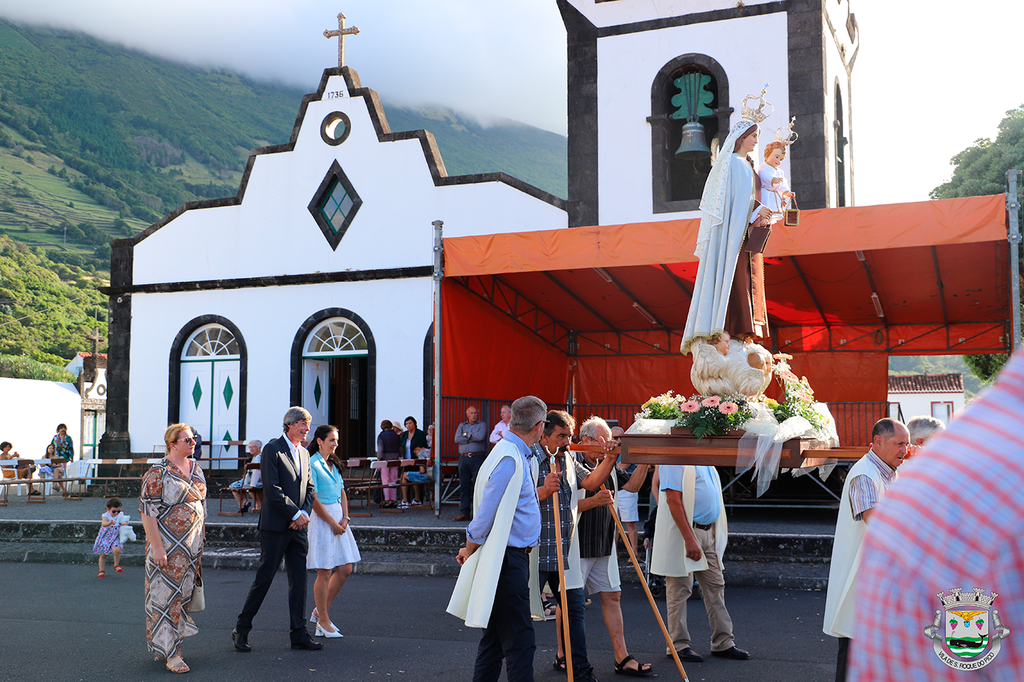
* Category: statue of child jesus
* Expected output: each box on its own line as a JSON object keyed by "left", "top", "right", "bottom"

{"left": 758, "top": 141, "right": 795, "bottom": 222}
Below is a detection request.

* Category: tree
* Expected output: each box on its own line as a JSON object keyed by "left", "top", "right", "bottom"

{"left": 932, "top": 105, "right": 1024, "bottom": 384}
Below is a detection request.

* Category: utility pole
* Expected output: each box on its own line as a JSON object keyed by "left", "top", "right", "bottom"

{"left": 1007, "top": 170, "right": 1022, "bottom": 351}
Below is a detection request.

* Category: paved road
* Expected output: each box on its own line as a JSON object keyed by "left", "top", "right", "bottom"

{"left": 0, "top": 493, "right": 840, "bottom": 534}
{"left": 0, "top": 562, "right": 837, "bottom": 682}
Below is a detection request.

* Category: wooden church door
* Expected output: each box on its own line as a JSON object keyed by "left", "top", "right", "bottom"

{"left": 180, "top": 324, "right": 241, "bottom": 469}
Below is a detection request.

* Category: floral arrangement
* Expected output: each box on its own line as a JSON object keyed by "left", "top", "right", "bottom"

{"left": 769, "top": 356, "right": 828, "bottom": 432}
{"left": 634, "top": 356, "right": 827, "bottom": 441}
{"left": 636, "top": 390, "right": 752, "bottom": 440}
{"left": 676, "top": 394, "right": 753, "bottom": 440}
{"left": 637, "top": 391, "right": 685, "bottom": 420}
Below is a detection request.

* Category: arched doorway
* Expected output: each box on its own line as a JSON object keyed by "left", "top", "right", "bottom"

{"left": 300, "top": 316, "right": 371, "bottom": 457}
{"left": 178, "top": 323, "right": 241, "bottom": 469}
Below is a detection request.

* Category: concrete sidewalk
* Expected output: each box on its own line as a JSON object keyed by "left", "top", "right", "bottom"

{"left": 0, "top": 492, "right": 839, "bottom": 588}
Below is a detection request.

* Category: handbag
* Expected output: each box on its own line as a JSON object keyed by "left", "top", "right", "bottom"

{"left": 784, "top": 196, "right": 800, "bottom": 226}
{"left": 187, "top": 565, "right": 205, "bottom": 613}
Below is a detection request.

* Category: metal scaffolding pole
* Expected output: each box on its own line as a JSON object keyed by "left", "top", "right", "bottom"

{"left": 1007, "top": 170, "right": 1022, "bottom": 352}
{"left": 432, "top": 220, "right": 444, "bottom": 517}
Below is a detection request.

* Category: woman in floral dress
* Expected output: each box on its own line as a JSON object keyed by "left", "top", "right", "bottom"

{"left": 140, "top": 423, "right": 206, "bottom": 674}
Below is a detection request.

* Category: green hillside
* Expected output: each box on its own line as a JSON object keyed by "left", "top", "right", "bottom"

{"left": 384, "top": 105, "right": 567, "bottom": 197}
{"left": 0, "top": 18, "right": 568, "bottom": 372}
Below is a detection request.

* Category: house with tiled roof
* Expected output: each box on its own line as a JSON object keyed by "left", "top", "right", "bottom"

{"left": 887, "top": 373, "right": 964, "bottom": 423}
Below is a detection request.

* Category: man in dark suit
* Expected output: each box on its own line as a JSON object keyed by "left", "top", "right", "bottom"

{"left": 233, "top": 407, "right": 322, "bottom": 651}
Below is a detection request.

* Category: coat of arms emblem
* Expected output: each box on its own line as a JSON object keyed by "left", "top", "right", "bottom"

{"left": 925, "top": 587, "right": 1010, "bottom": 670}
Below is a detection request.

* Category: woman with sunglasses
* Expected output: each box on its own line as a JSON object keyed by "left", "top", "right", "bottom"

{"left": 140, "top": 424, "right": 207, "bottom": 674}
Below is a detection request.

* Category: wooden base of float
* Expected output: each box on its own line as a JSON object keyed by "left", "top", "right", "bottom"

{"left": 619, "top": 428, "right": 865, "bottom": 468}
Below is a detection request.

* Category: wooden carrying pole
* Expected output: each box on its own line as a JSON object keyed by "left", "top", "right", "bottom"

{"left": 601, "top": 481, "right": 689, "bottom": 682}
{"left": 549, "top": 455, "right": 574, "bottom": 682}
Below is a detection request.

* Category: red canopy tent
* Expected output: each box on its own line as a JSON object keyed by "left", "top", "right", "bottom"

{"left": 438, "top": 194, "right": 1010, "bottom": 444}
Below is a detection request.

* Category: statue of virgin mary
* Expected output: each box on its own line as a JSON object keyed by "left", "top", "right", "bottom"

{"left": 680, "top": 105, "right": 774, "bottom": 357}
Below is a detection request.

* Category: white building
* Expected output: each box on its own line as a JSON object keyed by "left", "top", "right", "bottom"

{"left": 101, "top": 0, "right": 859, "bottom": 458}
{"left": 0, "top": 377, "right": 81, "bottom": 460}
{"left": 101, "top": 69, "right": 566, "bottom": 460}
{"left": 887, "top": 373, "right": 964, "bottom": 424}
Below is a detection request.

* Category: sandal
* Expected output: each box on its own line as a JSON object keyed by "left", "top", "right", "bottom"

{"left": 97, "top": 570, "right": 105, "bottom": 578}
{"left": 553, "top": 655, "right": 566, "bottom": 672}
{"left": 114, "top": 565, "right": 124, "bottom": 573}
{"left": 614, "top": 654, "right": 652, "bottom": 676}
{"left": 166, "top": 658, "right": 190, "bottom": 674}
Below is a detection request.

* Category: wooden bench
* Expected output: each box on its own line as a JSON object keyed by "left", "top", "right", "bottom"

{"left": 343, "top": 458, "right": 433, "bottom": 516}
{"left": 218, "top": 462, "right": 262, "bottom": 517}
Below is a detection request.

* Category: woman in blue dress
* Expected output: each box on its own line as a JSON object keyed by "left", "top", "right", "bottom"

{"left": 306, "top": 424, "right": 361, "bottom": 639}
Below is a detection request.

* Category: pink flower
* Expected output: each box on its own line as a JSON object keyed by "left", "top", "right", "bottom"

{"left": 681, "top": 401, "right": 701, "bottom": 413}
{"left": 701, "top": 396, "right": 721, "bottom": 408}
{"left": 718, "top": 402, "right": 739, "bottom": 415}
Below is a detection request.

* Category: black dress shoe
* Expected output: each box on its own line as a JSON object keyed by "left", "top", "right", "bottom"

{"left": 232, "top": 629, "right": 251, "bottom": 652}
{"left": 711, "top": 646, "right": 750, "bottom": 660}
{"left": 674, "top": 647, "right": 703, "bottom": 662}
{"left": 291, "top": 636, "right": 324, "bottom": 650}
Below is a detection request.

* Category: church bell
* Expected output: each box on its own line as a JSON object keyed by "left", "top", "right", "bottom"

{"left": 675, "top": 120, "right": 711, "bottom": 158}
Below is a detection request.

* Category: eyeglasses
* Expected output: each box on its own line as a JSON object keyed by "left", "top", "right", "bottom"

{"left": 179, "top": 436, "right": 196, "bottom": 444}
{"left": 534, "top": 419, "right": 553, "bottom": 428}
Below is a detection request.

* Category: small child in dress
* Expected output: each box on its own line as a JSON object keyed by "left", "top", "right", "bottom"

{"left": 93, "top": 497, "right": 124, "bottom": 577}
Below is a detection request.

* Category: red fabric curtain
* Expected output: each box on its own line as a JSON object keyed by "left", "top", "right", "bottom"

{"left": 441, "top": 280, "right": 571, "bottom": 403}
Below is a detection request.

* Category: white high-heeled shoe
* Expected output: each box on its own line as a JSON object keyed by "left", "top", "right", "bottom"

{"left": 315, "top": 622, "right": 343, "bottom": 639}
{"left": 310, "top": 608, "right": 318, "bottom": 624}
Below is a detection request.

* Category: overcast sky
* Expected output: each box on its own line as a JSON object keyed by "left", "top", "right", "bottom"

{"left": 0, "top": 1, "right": 1021, "bottom": 206}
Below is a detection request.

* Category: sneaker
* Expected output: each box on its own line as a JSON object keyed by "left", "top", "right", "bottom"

{"left": 410, "top": 500, "right": 422, "bottom": 506}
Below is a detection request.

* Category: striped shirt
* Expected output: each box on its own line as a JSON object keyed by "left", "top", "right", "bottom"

{"left": 847, "top": 448, "right": 898, "bottom": 521}
{"left": 574, "top": 452, "right": 631, "bottom": 559}
{"left": 849, "top": 353, "right": 1024, "bottom": 682}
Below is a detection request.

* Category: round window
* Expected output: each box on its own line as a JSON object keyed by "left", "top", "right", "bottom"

{"left": 320, "top": 111, "right": 352, "bottom": 146}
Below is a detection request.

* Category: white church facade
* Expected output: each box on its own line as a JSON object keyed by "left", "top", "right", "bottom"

{"left": 101, "top": 68, "right": 566, "bottom": 459}
{"left": 101, "top": 0, "right": 859, "bottom": 457}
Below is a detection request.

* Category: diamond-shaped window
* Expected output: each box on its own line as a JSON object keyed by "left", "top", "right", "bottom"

{"left": 308, "top": 160, "right": 362, "bottom": 251}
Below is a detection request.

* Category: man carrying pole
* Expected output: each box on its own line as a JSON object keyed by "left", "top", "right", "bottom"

{"left": 532, "top": 410, "right": 618, "bottom": 682}
{"left": 575, "top": 416, "right": 653, "bottom": 676}
{"left": 447, "top": 396, "right": 552, "bottom": 682}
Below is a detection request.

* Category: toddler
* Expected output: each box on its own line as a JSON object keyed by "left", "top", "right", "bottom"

{"left": 93, "top": 497, "right": 125, "bottom": 577}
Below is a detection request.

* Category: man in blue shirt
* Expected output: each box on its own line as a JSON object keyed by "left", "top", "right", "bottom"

{"left": 660, "top": 464, "right": 749, "bottom": 663}
{"left": 455, "top": 396, "right": 557, "bottom": 682}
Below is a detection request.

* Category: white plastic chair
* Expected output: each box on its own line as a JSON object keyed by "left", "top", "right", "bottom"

{"left": 64, "top": 459, "right": 97, "bottom": 495}
{"left": 0, "top": 461, "right": 29, "bottom": 496}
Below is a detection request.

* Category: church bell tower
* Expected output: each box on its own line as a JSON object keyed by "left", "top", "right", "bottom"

{"left": 558, "top": 0, "right": 859, "bottom": 227}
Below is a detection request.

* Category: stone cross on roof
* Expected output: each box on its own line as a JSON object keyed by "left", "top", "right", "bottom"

{"left": 86, "top": 327, "right": 105, "bottom": 355}
{"left": 324, "top": 12, "right": 359, "bottom": 68}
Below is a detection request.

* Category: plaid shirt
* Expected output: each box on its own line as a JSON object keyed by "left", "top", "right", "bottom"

{"left": 849, "top": 353, "right": 1024, "bottom": 682}
{"left": 533, "top": 444, "right": 588, "bottom": 571}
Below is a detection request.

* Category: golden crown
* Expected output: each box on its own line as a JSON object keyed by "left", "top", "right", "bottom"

{"left": 937, "top": 587, "right": 997, "bottom": 608}
{"left": 775, "top": 116, "right": 798, "bottom": 146}
{"left": 741, "top": 85, "right": 773, "bottom": 124}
